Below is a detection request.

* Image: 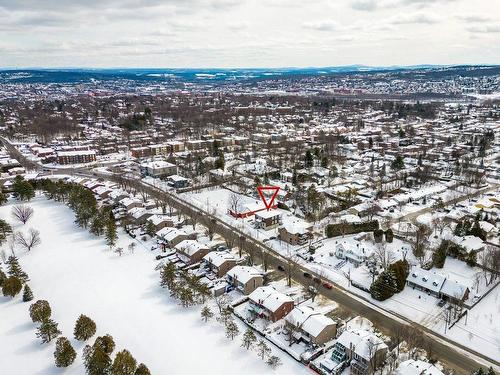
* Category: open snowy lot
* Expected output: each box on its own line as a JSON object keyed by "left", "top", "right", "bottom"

{"left": 0, "top": 196, "right": 309, "bottom": 375}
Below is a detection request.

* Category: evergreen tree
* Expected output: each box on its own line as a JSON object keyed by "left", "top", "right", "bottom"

{"left": 2, "top": 276, "right": 22, "bottom": 297}
{"left": 12, "top": 176, "right": 35, "bottom": 201}
{"left": 105, "top": 216, "right": 118, "bottom": 250}
{"left": 0, "top": 218, "right": 12, "bottom": 245}
{"left": 135, "top": 363, "right": 151, "bottom": 375}
{"left": 83, "top": 344, "right": 112, "bottom": 375}
{"left": 29, "top": 300, "right": 52, "bottom": 323}
{"left": 387, "top": 260, "right": 409, "bottom": 292}
{"left": 391, "top": 154, "right": 405, "bottom": 170}
{"left": 94, "top": 334, "right": 115, "bottom": 355}
{"left": 22, "top": 283, "right": 34, "bottom": 302}
{"left": 257, "top": 340, "right": 271, "bottom": 359}
{"left": 54, "top": 337, "right": 77, "bottom": 367}
{"left": 370, "top": 270, "right": 398, "bottom": 301}
{"left": 432, "top": 242, "right": 447, "bottom": 268}
{"left": 201, "top": 306, "right": 214, "bottom": 322}
{"left": 74, "top": 314, "right": 97, "bottom": 341}
{"left": 487, "top": 367, "right": 496, "bottom": 375}
{"left": 111, "top": 349, "right": 137, "bottom": 375}
{"left": 241, "top": 328, "right": 257, "bottom": 349}
{"left": 305, "top": 150, "right": 313, "bottom": 168}
{"left": 6, "top": 255, "right": 29, "bottom": 283}
{"left": 225, "top": 320, "right": 239, "bottom": 340}
{"left": 267, "top": 355, "right": 282, "bottom": 369}
{"left": 0, "top": 191, "right": 7, "bottom": 205}
{"left": 0, "top": 267, "right": 6, "bottom": 287}
{"left": 36, "top": 318, "right": 61, "bottom": 343}
{"left": 160, "top": 262, "right": 176, "bottom": 289}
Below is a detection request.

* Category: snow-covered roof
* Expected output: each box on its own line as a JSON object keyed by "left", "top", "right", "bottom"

{"left": 249, "top": 286, "right": 293, "bottom": 313}
{"left": 395, "top": 360, "right": 444, "bottom": 375}
{"left": 336, "top": 329, "right": 387, "bottom": 361}
{"left": 203, "top": 251, "right": 237, "bottom": 268}
{"left": 407, "top": 267, "right": 445, "bottom": 294}
{"left": 175, "top": 240, "right": 208, "bottom": 256}
{"left": 227, "top": 265, "right": 262, "bottom": 284}
{"left": 255, "top": 210, "right": 281, "bottom": 219}
{"left": 285, "top": 305, "right": 335, "bottom": 337}
{"left": 156, "top": 227, "right": 187, "bottom": 241}
{"left": 147, "top": 214, "right": 172, "bottom": 226}
{"left": 450, "top": 235, "right": 485, "bottom": 253}
{"left": 440, "top": 279, "right": 469, "bottom": 300}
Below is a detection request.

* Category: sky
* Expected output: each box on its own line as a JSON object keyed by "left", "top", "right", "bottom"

{"left": 0, "top": 0, "right": 499, "bottom": 68}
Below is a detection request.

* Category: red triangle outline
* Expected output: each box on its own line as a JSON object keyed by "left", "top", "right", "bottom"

{"left": 257, "top": 186, "right": 280, "bottom": 210}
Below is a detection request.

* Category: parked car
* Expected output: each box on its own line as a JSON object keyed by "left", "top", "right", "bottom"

{"left": 323, "top": 282, "right": 333, "bottom": 289}
{"left": 437, "top": 299, "right": 446, "bottom": 307}
{"left": 303, "top": 272, "right": 312, "bottom": 279}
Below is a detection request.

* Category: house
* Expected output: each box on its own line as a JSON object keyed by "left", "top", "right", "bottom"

{"left": 284, "top": 305, "right": 337, "bottom": 345}
{"left": 156, "top": 227, "right": 189, "bottom": 247}
{"left": 395, "top": 359, "right": 444, "bottom": 375}
{"left": 406, "top": 267, "right": 446, "bottom": 298}
{"left": 140, "top": 160, "right": 177, "bottom": 178}
{"left": 119, "top": 197, "right": 143, "bottom": 211}
{"left": 127, "top": 207, "right": 152, "bottom": 225}
{"left": 175, "top": 240, "right": 210, "bottom": 265}
{"left": 202, "top": 251, "right": 238, "bottom": 277}
{"left": 449, "top": 235, "right": 485, "bottom": 254}
{"left": 248, "top": 286, "right": 294, "bottom": 322}
{"left": 279, "top": 223, "right": 311, "bottom": 245}
{"left": 439, "top": 279, "right": 470, "bottom": 303}
{"left": 255, "top": 210, "right": 282, "bottom": 230}
{"left": 335, "top": 242, "right": 372, "bottom": 267}
{"left": 146, "top": 215, "right": 173, "bottom": 231}
{"left": 226, "top": 266, "right": 263, "bottom": 295}
{"left": 167, "top": 175, "right": 189, "bottom": 189}
{"left": 322, "top": 329, "right": 388, "bottom": 375}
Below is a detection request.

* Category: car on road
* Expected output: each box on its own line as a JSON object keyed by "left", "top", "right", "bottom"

{"left": 277, "top": 265, "right": 285, "bottom": 272}
{"left": 322, "top": 282, "right": 333, "bottom": 289}
{"left": 303, "top": 272, "right": 312, "bottom": 278}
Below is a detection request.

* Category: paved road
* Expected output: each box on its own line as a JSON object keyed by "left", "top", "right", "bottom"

{"left": 2, "top": 137, "right": 498, "bottom": 374}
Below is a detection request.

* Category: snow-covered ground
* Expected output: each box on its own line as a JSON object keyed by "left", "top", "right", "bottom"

{"left": 0, "top": 196, "right": 309, "bottom": 375}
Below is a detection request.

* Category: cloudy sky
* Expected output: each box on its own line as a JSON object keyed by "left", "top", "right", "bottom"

{"left": 0, "top": 0, "right": 499, "bottom": 68}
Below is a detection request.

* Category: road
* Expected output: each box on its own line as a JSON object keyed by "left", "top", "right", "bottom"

{"left": 2, "top": 137, "right": 498, "bottom": 374}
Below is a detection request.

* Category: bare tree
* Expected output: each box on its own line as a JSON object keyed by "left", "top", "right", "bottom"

{"left": 228, "top": 192, "right": 243, "bottom": 215}
{"left": 15, "top": 229, "right": 41, "bottom": 251}
{"left": 11, "top": 205, "right": 34, "bottom": 224}
{"left": 373, "top": 242, "right": 395, "bottom": 271}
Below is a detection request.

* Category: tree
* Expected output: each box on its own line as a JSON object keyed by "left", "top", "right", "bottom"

{"left": 391, "top": 154, "right": 405, "bottom": 170}
{"left": 83, "top": 344, "right": 112, "bottom": 375}
{"left": 0, "top": 267, "right": 6, "bottom": 287}
{"left": 0, "top": 191, "right": 7, "bottom": 205}
{"left": 305, "top": 150, "right": 313, "bottom": 168}
{"left": 6, "top": 255, "right": 29, "bottom": 283}
{"left": 241, "top": 328, "right": 257, "bottom": 350}
{"left": 159, "top": 263, "right": 176, "bottom": 289}
{"left": 29, "top": 300, "right": 52, "bottom": 323}
{"left": 54, "top": 337, "right": 77, "bottom": 367}
{"left": 257, "top": 340, "right": 271, "bottom": 359}
{"left": 201, "top": 305, "right": 214, "bottom": 322}
{"left": 2, "top": 276, "right": 22, "bottom": 297}
{"left": 22, "top": 284, "right": 34, "bottom": 302}
{"left": 94, "top": 334, "right": 116, "bottom": 355}
{"left": 388, "top": 260, "right": 409, "bottom": 292}
{"left": 105, "top": 217, "right": 118, "bottom": 250}
{"left": 12, "top": 176, "right": 35, "bottom": 201}
{"left": 74, "top": 314, "right": 97, "bottom": 341}
{"left": 111, "top": 349, "right": 137, "bottom": 375}
{"left": 412, "top": 224, "right": 431, "bottom": 265}
{"left": 267, "top": 355, "right": 282, "bottom": 369}
{"left": 370, "top": 270, "right": 398, "bottom": 301}
{"left": 36, "top": 318, "right": 61, "bottom": 343}
{"left": 225, "top": 319, "right": 239, "bottom": 340}
{"left": 135, "top": 363, "right": 151, "bottom": 375}
{"left": 373, "top": 242, "right": 395, "bottom": 271}
{"left": 0, "top": 218, "right": 12, "bottom": 245}
{"left": 432, "top": 241, "right": 448, "bottom": 268}
{"left": 11, "top": 205, "right": 34, "bottom": 224}
{"left": 15, "top": 229, "right": 41, "bottom": 251}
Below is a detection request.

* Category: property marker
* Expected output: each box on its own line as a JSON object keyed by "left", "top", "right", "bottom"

{"left": 257, "top": 186, "right": 280, "bottom": 210}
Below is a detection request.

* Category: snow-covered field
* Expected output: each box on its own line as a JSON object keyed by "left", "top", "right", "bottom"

{"left": 0, "top": 196, "right": 309, "bottom": 375}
